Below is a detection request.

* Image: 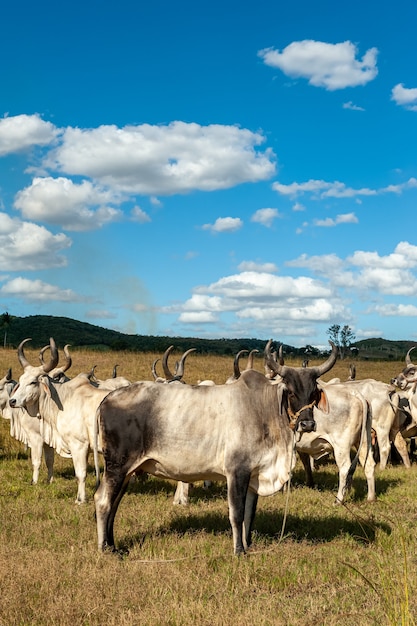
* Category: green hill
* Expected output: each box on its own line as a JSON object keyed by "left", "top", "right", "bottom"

{"left": 0, "top": 314, "right": 269, "bottom": 356}
{"left": 0, "top": 314, "right": 414, "bottom": 359}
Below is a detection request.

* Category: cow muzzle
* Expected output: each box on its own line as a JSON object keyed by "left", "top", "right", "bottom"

{"left": 288, "top": 401, "right": 317, "bottom": 433}
{"left": 297, "top": 416, "right": 316, "bottom": 433}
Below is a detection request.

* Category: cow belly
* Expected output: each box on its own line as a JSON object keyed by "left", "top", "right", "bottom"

{"left": 141, "top": 459, "right": 225, "bottom": 484}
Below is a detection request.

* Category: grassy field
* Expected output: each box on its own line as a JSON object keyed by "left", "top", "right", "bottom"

{"left": 0, "top": 346, "right": 416, "bottom": 625}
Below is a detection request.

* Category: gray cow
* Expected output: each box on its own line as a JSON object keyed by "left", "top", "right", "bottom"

{"left": 94, "top": 341, "right": 338, "bottom": 555}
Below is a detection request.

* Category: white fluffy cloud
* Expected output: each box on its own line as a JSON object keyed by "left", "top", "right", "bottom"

{"left": 201, "top": 217, "right": 243, "bottom": 234}
{"left": 0, "top": 277, "right": 79, "bottom": 302}
{"left": 391, "top": 84, "right": 417, "bottom": 111}
{"left": 0, "top": 212, "right": 70, "bottom": 270}
{"left": 288, "top": 242, "right": 417, "bottom": 297}
{"left": 314, "top": 213, "right": 358, "bottom": 227}
{"left": 375, "top": 304, "right": 417, "bottom": 316}
{"left": 258, "top": 40, "right": 378, "bottom": 90}
{"left": 251, "top": 208, "right": 282, "bottom": 227}
{"left": 196, "top": 271, "right": 332, "bottom": 300}
{"left": 0, "top": 114, "right": 58, "bottom": 156}
{"left": 173, "top": 271, "right": 347, "bottom": 336}
{"left": 44, "top": 122, "right": 276, "bottom": 195}
{"left": 14, "top": 177, "right": 123, "bottom": 231}
{"left": 272, "top": 177, "right": 417, "bottom": 199}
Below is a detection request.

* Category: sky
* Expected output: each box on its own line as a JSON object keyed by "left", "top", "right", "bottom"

{"left": 1, "top": 0, "right": 417, "bottom": 349}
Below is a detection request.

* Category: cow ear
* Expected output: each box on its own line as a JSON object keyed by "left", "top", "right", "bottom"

{"left": 40, "top": 375, "right": 52, "bottom": 397}
{"left": 316, "top": 389, "right": 330, "bottom": 414}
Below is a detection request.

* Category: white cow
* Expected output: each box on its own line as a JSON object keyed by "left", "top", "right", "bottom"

{"left": 296, "top": 382, "right": 375, "bottom": 503}
{"left": 0, "top": 367, "right": 55, "bottom": 484}
{"left": 9, "top": 338, "right": 112, "bottom": 503}
{"left": 338, "top": 379, "right": 409, "bottom": 469}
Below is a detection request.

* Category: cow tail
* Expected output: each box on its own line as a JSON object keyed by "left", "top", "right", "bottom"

{"left": 93, "top": 404, "right": 101, "bottom": 489}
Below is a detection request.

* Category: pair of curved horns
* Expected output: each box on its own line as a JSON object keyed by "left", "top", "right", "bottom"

{"left": 152, "top": 346, "right": 196, "bottom": 381}
{"left": 232, "top": 349, "right": 259, "bottom": 379}
{"left": 265, "top": 339, "right": 338, "bottom": 378}
{"left": 39, "top": 343, "right": 72, "bottom": 373}
{"left": 18, "top": 337, "right": 59, "bottom": 373}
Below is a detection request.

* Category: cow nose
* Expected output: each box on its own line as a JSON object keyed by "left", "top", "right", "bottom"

{"left": 298, "top": 418, "right": 316, "bottom": 433}
{"left": 9, "top": 398, "right": 16, "bottom": 407}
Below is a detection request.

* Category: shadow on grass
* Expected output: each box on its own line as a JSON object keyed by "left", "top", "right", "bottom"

{"left": 126, "top": 469, "right": 402, "bottom": 505}
{"left": 126, "top": 475, "right": 228, "bottom": 500}
{"left": 118, "top": 496, "right": 391, "bottom": 554}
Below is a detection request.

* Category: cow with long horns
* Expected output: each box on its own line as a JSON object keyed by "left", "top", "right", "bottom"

{"left": 94, "top": 340, "right": 338, "bottom": 555}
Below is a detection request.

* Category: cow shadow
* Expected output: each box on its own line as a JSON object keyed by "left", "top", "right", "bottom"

{"left": 119, "top": 506, "right": 390, "bottom": 554}
{"left": 128, "top": 470, "right": 402, "bottom": 505}
{"left": 127, "top": 475, "right": 228, "bottom": 500}
{"left": 118, "top": 489, "right": 391, "bottom": 554}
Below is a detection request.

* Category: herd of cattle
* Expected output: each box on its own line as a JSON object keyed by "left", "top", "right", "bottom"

{"left": 1, "top": 337, "right": 417, "bottom": 555}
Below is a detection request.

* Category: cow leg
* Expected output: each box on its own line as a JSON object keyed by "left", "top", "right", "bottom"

{"left": 71, "top": 445, "right": 89, "bottom": 504}
{"left": 243, "top": 489, "right": 258, "bottom": 550}
{"left": 43, "top": 443, "right": 54, "bottom": 484}
{"left": 94, "top": 467, "right": 130, "bottom": 551}
{"left": 357, "top": 440, "right": 376, "bottom": 502}
{"left": 374, "top": 427, "right": 391, "bottom": 470}
{"left": 391, "top": 430, "right": 411, "bottom": 469}
{"left": 298, "top": 451, "right": 315, "bottom": 488}
{"left": 332, "top": 449, "right": 353, "bottom": 504}
{"left": 227, "top": 470, "right": 251, "bottom": 555}
{"left": 173, "top": 481, "right": 190, "bottom": 505}
{"left": 28, "top": 438, "right": 43, "bottom": 485}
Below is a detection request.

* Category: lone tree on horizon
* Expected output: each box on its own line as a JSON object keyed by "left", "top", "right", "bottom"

{"left": 1, "top": 311, "right": 11, "bottom": 348}
{"left": 326, "top": 324, "right": 356, "bottom": 359}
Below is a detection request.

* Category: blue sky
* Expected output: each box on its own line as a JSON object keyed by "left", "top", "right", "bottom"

{"left": 1, "top": 0, "right": 417, "bottom": 348}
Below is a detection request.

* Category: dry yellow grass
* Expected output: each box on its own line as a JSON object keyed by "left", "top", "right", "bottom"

{"left": 0, "top": 346, "right": 415, "bottom": 625}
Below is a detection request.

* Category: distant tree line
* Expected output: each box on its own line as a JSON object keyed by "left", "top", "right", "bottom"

{"left": 0, "top": 314, "right": 413, "bottom": 360}
{"left": 0, "top": 313, "right": 331, "bottom": 357}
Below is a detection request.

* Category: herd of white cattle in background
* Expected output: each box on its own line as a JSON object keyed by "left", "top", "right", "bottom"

{"left": 1, "top": 337, "right": 417, "bottom": 554}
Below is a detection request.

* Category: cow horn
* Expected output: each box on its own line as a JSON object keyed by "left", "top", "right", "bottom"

{"left": 405, "top": 347, "right": 415, "bottom": 365}
{"left": 61, "top": 345, "right": 72, "bottom": 373}
{"left": 311, "top": 341, "right": 338, "bottom": 377}
{"left": 42, "top": 338, "right": 59, "bottom": 373}
{"left": 264, "top": 339, "right": 273, "bottom": 358}
{"left": 162, "top": 345, "right": 175, "bottom": 380}
{"left": 175, "top": 348, "right": 196, "bottom": 379}
{"left": 245, "top": 349, "right": 259, "bottom": 370}
{"left": 17, "top": 338, "right": 33, "bottom": 369}
{"left": 88, "top": 365, "right": 98, "bottom": 381}
{"left": 39, "top": 345, "right": 49, "bottom": 365}
{"left": 151, "top": 358, "right": 160, "bottom": 380}
{"left": 6, "top": 367, "right": 12, "bottom": 381}
{"left": 112, "top": 364, "right": 119, "bottom": 378}
{"left": 233, "top": 350, "right": 248, "bottom": 379}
